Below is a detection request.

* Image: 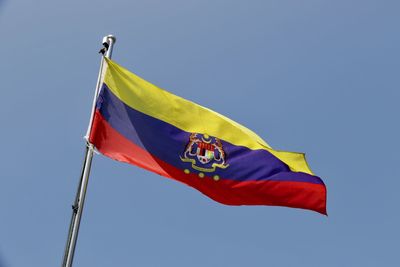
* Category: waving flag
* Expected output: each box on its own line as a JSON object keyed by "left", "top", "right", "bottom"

{"left": 89, "top": 58, "right": 327, "bottom": 214}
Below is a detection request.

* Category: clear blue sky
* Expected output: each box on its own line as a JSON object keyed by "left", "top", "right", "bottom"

{"left": 0, "top": 1, "right": 399, "bottom": 266}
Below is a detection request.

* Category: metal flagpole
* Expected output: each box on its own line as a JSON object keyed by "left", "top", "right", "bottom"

{"left": 62, "top": 35, "right": 116, "bottom": 267}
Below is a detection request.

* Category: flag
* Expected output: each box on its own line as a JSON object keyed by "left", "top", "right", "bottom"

{"left": 89, "top": 58, "right": 327, "bottom": 214}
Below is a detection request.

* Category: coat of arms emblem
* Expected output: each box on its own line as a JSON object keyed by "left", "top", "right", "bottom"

{"left": 180, "top": 133, "right": 229, "bottom": 175}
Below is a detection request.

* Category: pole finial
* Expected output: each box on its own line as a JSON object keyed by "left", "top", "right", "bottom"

{"left": 101, "top": 35, "right": 116, "bottom": 58}
{"left": 102, "top": 35, "right": 116, "bottom": 46}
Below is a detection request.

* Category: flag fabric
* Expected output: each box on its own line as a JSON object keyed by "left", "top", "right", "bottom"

{"left": 89, "top": 58, "right": 327, "bottom": 214}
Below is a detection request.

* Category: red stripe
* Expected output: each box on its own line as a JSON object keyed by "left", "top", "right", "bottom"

{"left": 90, "top": 111, "right": 327, "bottom": 215}
{"left": 90, "top": 111, "right": 170, "bottom": 177}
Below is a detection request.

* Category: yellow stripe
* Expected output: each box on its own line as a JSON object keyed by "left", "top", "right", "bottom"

{"left": 103, "top": 58, "right": 314, "bottom": 175}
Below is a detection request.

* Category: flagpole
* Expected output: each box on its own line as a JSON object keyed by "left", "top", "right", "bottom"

{"left": 62, "top": 35, "right": 116, "bottom": 267}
